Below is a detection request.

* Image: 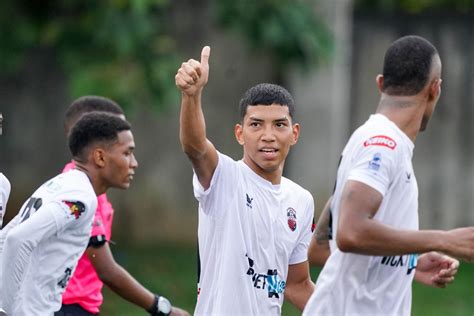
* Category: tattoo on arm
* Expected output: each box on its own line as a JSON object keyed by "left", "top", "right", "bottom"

{"left": 314, "top": 205, "right": 332, "bottom": 245}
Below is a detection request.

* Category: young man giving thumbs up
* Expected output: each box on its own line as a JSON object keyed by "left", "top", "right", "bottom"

{"left": 175, "top": 46, "right": 315, "bottom": 315}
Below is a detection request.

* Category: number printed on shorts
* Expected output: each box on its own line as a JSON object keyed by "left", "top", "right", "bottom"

{"left": 20, "top": 197, "right": 43, "bottom": 223}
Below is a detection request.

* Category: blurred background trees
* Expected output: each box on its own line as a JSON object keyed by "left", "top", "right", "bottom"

{"left": 0, "top": 0, "right": 331, "bottom": 111}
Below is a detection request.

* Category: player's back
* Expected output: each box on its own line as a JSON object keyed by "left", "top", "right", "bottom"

{"left": 2, "top": 169, "right": 97, "bottom": 315}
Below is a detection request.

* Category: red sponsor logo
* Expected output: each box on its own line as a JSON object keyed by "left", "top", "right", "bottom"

{"left": 363, "top": 135, "right": 397, "bottom": 150}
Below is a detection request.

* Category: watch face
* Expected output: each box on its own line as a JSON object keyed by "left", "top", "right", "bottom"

{"left": 158, "top": 296, "right": 172, "bottom": 314}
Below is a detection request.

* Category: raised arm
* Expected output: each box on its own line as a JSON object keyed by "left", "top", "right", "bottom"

{"left": 337, "top": 180, "right": 474, "bottom": 261}
{"left": 175, "top": 46, "right": 218, "bottom": 190}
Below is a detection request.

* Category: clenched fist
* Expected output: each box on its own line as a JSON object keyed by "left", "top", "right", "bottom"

{"left": 175, "top": 46, "right": 210, "bottom": 97}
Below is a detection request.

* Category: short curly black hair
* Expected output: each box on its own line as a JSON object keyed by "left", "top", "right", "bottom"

{"left": 238, "top": 83, "right": 295, "bottom": 121}
{"left": 68, "top": 112, "right": 131, "bottom": 160}
{"left": 382, "top": 35, "right": 439, "bottom": 96}
{"left": 64, "top": 96, "right": 124, "bottom": 135}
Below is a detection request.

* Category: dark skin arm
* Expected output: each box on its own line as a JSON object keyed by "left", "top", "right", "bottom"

{"left": 87, "top": 243, "right": 189, "bottom": 316}
{"left": 284, "top": 261, "right": 315, "bottom": 311}
{"left": 308, "top": 196, "right": 332, "bottom": 266}
{"left": 336, "top": 180, "right": 474, "bottom": 261}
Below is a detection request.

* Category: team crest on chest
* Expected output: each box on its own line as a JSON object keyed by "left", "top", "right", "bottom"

{"left": 286, "top": 207, "right": 297, "bottom": 232}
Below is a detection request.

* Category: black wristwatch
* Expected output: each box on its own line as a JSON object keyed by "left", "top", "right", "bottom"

{"left": 148, "top": 294, "right": 172, "bottom": 316}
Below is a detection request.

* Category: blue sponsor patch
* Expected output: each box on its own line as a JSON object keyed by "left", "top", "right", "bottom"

{"left": 368, "top": 153, "right": 382, "bottom": 171}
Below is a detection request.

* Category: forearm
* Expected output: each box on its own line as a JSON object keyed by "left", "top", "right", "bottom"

{"left": 285, "top": 279, "right": 315, "bottom": 311}
{"left": 337, "top": 218, "right": 446, "bottom": 256}
{"left": 101, "top": 264, "right": 155, "bottom": 311}
{"left": 308, "top": 197, "right": 332, "bottom": 266}
{"left": 179, "top": 93, "right": 208, "bottom": 158}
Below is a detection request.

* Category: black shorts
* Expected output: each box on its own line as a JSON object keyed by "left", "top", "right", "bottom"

{"left": 55, "top": 304, "right": 98, "bottom": 316}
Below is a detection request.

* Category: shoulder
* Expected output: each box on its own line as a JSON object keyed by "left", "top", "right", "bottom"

{"left": 61, "top": 161, "right": 76, "bottom": 173}
{"left": 211, "top": 151, "right": 241, "bottom": 178}
{"left": 46, "top": 171, "right": 96, "bottom": 206}
{"left": 357, "top": 115, "right": 405, "bottom": 150}
{"left": 347, "top": 120, "right": 403, "bottom": 161}
{"left": 217, "top": 151, "right": 239, "bottom": 166}
{"left": 0, "top": 173, "right": 10, "bottom": 191}
{"left": 282, "top": 177, "right": 313, "bottom": 201}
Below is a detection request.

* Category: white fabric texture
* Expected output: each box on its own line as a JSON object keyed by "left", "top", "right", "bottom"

{"left": 304, "top": 114, "right": 419, "bottom": 316}
{"left": 193, "top": 152, "right": 314, "bottom": 316}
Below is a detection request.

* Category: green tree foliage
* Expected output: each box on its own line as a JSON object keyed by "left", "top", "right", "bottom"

{"left": 0, "top": 0, "right": 332, "bottom": 110}
{"left": 213, "top": 0, "right": 332, "bottom": 81}
{"left": 355, "top": 0, "right": 472, "bottom": 14}
{"left": 0, "top": 0, "right": 177, "bottom": 111}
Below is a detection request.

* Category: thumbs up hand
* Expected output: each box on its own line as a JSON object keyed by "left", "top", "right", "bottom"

{"left": 175, "top": 46, "right": 211, "bottom": 97}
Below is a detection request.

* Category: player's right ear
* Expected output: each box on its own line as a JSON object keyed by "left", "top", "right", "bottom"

{"left": 234, "top": 124, "right": 244, "bottom": 145}
{"left": 376, "top": 75, "right": 384, "bottom": 93}
{"left": 92, "top": 148, "right": 106, "bottom": 168}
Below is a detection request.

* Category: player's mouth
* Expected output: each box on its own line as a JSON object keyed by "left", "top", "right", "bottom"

{"left": 259, "top": 147, "right": 278, "bottom": 159}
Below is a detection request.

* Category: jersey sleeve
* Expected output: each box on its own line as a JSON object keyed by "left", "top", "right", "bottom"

{"left": 347, "top": 137, "right": 399, "bottom": 196}
{"left": 289, "top": 192, "right": 315, "bottom": 265}
{"left": 192, "top": 152, "right": 239, "bottom": 217}
{"left": 90, "top": 195, "right": 109, "bottom": 238}
{"left": 51, "top": 190, "right": 97, "bottom": 236}
{"left": 0, "top": 202, "right": 61, "bottom": 313}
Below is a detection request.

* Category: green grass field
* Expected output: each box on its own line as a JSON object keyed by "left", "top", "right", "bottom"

{"left": 101, "top": 243, "right": 474, "bottom": 315}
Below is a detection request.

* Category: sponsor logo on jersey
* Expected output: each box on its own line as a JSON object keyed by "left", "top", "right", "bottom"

{"left": 380, "top": 254, "right": 418, "bottom": 275}
{"left": 246, "top": 255, "right": 286, "bottom": 298}
{"left": 246, "top": 193, "right": 254, "bottom": 209}
{"left": 363, "top": 135, "right": 397, "bottom": 150}
{"left": 368, "top": 153, "right": 382, "bottom": 171}
{"left": 287, "top": 207, "right": 297, "bottom": 232}
{"left": 63, "top": 200, "right": 85, "bottom": 219}
{"left": 57, "top": 267, "right": 72, "bottom": 289}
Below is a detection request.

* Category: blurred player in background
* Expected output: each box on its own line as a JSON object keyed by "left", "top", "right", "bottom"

{"left": 304, "top": 35, "right": 474, "bottom": 316}
{"left": 0, "top": 112, "right": 137, "bottom": 315}
{"left": 0, "top": 113, "right": 11, "bottom": 230}
{"left": 0, "top": 113, "right": 11, "bottom": 316}
{"left": 57, "top": 96, "right": 189, "bottom": 316}
{"left": 176, "top": 47, "right": 315, "bottom": 315}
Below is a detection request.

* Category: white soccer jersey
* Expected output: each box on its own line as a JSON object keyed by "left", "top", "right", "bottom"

{"left": 304, "top": 114, "right": 418, "bottom": 316}
{"left": 0, "top": 173, "right": 11, "bottom": 229}
{"left": 193, "top": 152, "right": 314, "bottom": 316}
{"left": 0, "top": 169, "right": 97, "bottom": 316}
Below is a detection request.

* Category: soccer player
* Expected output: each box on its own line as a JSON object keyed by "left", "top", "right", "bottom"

{"left": 303, "top": 35, "right": 474, "bottom": 315}
{"left": 58, "top": 96, "right": 188, "bottom": 316}
{"left": 0, "top": 113, "right": 11, "bottom": 230}
{"left": 176, "top": 46, "right": 315, "bottom": 315}
{"left": 0, "top": 112, "right": 137, "bottom": 315}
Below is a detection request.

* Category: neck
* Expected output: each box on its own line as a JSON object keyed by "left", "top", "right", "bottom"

{"left": 242, "top": 157, "right": 283, "bottom": 185}
{"left": 376, "top": 94, "right": 425, "bottom": 142}
{"left": 73, "top": 161, "right": 106, "bottom": 196}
